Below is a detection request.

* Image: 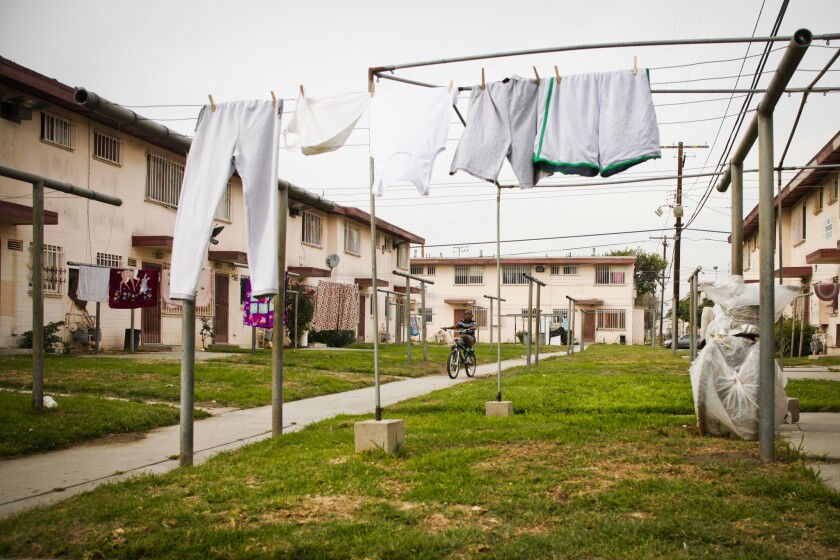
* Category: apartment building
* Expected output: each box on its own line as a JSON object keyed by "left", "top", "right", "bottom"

{"left": 0, "top": 56, "right": 422, "bottom": 350}
{"left": 409, "top": 256, "right": 644, "bottom": 344}
{"left": 741, "top": 129, "right": 840, "bottom": 351}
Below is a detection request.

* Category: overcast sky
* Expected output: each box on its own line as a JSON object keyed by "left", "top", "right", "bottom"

{"left": 3, "top": 0, "right": 839, "bottom": 300}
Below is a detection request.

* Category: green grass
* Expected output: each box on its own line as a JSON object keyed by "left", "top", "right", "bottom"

{"left": 1, "top": 345, "right": 838, "bottom": 559}
{"left": 0, "top": 391, "right": 210, "bottom": 458}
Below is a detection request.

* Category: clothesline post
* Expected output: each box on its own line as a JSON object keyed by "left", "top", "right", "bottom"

{"left": 272, "top": 181, "right": 289, "bottom": 436}
{"left": 180, "top": 299, "right": 195, "bottom": 466}
{"left": 368, "top": 156, "right": 382, "bottom": 421}
{"left": 485, "top": 186, "right": 511, "bottom": 417}
{"left": 421, "top": 283, "right": 427, "bottom": 361}
{"left": 251, "top": 326, "right": 256, "bottom": 354}
{"left": 405, "top": 275, "right": 412, "bottom": 364}
{"left": 129, "top": 309, "right": 135, "bottom": 353}
{"left": 523, "top": 274, "right": 547, "bottom": 367}
{"left": 94, "top": 302, "right": 101, "bottom": 355}
{"left": 392, "top": 270, "right": 435, "bottom": 363}
{"left": 32, "top": 180, "right": 45, "bottom": 412}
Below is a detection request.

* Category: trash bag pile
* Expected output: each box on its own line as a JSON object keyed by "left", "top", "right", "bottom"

{"left": 689, "top": 276, "right": 800, "bottom": 439}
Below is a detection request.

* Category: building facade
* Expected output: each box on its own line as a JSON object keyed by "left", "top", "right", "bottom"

{"left": 0, "top": 57, "right": 422, "bottom": 350}
{"left": 409, "top": 256, "right": 644, "bottom": 345}
{"left": 740, "top": 130, "right": 840, "bottom": 352}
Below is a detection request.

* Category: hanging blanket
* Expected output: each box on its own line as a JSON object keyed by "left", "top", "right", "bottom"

{"left": 311, "top": 281, "right": 359, "bottom": 332}
{"left": 814, "top": 282, "right": 840, "bottom": 302}
{"left": 243, "top": 277, "right": 275, "bottom": 328}
{"left": 108, "top": 269, "right": 159, "bottom": 309}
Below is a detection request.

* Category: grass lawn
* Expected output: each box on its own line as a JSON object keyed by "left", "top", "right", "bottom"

{"left": 1, "top": 345, "right": 838, "bottom": 559}
{"left": 0, "top": 391, "right": 210, "bottom": 458}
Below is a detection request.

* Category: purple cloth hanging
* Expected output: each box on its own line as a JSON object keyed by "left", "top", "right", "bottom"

{"left": 108, "top": 269, "right": 159, "bottom": 309}
{"left": 243, "top": 277, "right": 275, "bottom": 328}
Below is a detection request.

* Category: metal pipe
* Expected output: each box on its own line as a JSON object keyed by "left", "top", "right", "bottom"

{"left": 94, "top": 302, "right": 101, "bottom": 355}
{"left": 535, "top": 283, "right": 541, "bottom": 365}
{"left": 672, "top": 295, "right": 678, "bottom": 357}
{"left": 527, "top": 276, "right": 533, "bottom": 367}
{"left": 179, "top": 299, "right": 195, "bottom": 467}
{"left": 74, "top": 88, "right": 193, "bottom": 154}
{"left": 369, "top": 157, "right": 382, "bottom": 421}
{"left": 31, "top": 181, "right": 45, "bottom": 412}
{"left": 790, "top": 298, "right": 797, "bottom": 358}
{"left": 716, "top": 29, "right": 813, "bottom": 193}
{"left": 405, "top": 274, "right": 412, "bottom": 364}
{"left": 496, "top": 186, "right": 502, "bottom": 400}
{"left": 371, "top": 31, "right": 832, "bottom": 73}
{"left": 688, "top": 267, "right": 702, "bottom": 361}
{"left": 730, "top": 163, "right": 744, "bottom": 275}
{"left": 251, "top": 326, "right": 256, "bottom": 354}
{"left": 0, "top": 165, "right": 122, "bottom": 206}
{"left": 651, "top": 306, "right": 656, "bottom": 349}
{"left": 294, "top": 291, "right": 299, "bottom": 349}
{"left": 758, "top": 112, "right": 776, "bottom": 464}
{"left": 272, "top": 182, "right": 288, "bottom": 436}
{"left": 281, "top": 180, "right": 337, "bottom": 213}
{"left": 421, "top": 283, "right": 427, "bottom": 361}
{"left": 130, "top": 309, "right": 135, "bottom": 353}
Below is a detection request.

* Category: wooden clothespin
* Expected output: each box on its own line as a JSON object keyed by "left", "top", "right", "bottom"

{"left": 533, "top": 66, "right": 540, "bottom": 85}
{"left": 481, "top": 68, "right": 485, "bottom": 90}
{"left": 299, "top": 85, "right": 305, "bottom": 97}
{"left": 554, "top": 65, "right": 561, "bottom": 84}
{"left": 270, "top": 90, "right": 277, "bottom": 107}
{"left": 208, "top": 94, "right": 216, "bottom": 112}
{"left": 633, "top": 56, "right": 638, "bottom": 76}
{"left": 448, "top": 79, "right": 454, "bottom": 93}
{"left": 369, "top": 78, "right": 375, "bottom": 97}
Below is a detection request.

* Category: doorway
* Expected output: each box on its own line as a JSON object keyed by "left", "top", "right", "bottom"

{"left": 141, "top": 262, "right": 162, "bottom": 344}
{"left": 582, "top": 310, "right": 596, "bottom": 343}
{"left": 214, "top": 273, "right": 229, "bottom": 343}
{"left": 358, "top": 293, "right": 366, "bottom": 341}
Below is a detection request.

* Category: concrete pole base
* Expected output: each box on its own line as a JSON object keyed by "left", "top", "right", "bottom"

{"left": 786, "top": 397, "right": 800, "bottom": 423}
{"left": 486, "top": 401, "right": 513, "bottom": 417}
{"left": 354, "top": 419, "right": 405, "bottom": 453}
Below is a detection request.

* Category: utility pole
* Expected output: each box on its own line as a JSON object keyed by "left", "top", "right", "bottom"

{"left": 661, "top": 142, "right": 708, "bottom": 336}
{"left": 660, "top": 237, "right": 667, "bottom": 343}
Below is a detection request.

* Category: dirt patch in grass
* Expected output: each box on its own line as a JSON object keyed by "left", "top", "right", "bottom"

{"left": 259, "top": 494, "right": 366, "bottom": 525}
{"left": 421, "top": 504, "right": 500, "bottom": 533}
{"left": 685, "top": 450, "right": 757, "bottom": 465}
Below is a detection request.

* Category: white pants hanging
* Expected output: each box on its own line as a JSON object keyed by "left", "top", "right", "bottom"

{"left": 169, "top": 100, "right": 281, "bottom": 300}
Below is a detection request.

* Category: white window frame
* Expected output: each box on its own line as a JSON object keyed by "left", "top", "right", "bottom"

{"left": 40, "top": 111, "right": 75, "bottom": 150}
{"left": 595, "top": 265, "right": 626, "bottom": 285}
{"left": 214, "top": 182, "right": 232, "bottom": 222}
{"left": 302, "top": 210, "right": 323, "bottom": 247}
{"left": 93, "top": 129, "right": 122, "bottom": 165}
{"left": 454, "top": 265, "right": 484, "bottom": 285}
{"left": 397, "top": 243, "right": 409, "bottom": 269}
{"left": 552, "top": 308, "right": 569, "bottom": 322}
{"left": 344, "top": 221, "right": 361, "bottom": 256}
{"left": 146, "top": 152, "right": 185, "bottom": 209}
{"left": 96, "top": 252, "right": 122, "bottom": 268}
{"left": 597, "top": 308, "right": 626, "bottom": 330}
{"left": 502, "top": 265, "right": 530, "bottom": 285}
{"left": 792, "top": 204, "right": 806, "bottom": 245}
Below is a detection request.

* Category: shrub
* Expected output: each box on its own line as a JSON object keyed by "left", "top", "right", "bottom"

{"left": 286, "top": 283, "right": 315, "bottom": 342}
{"left": 309, "top": 329, "right": 357, "bottom": 347}
{"left": 774, "top": 316, "right": 815, "bottom": 357}
{"left": 19, "top": 321, "right": 65, "bottom": 349}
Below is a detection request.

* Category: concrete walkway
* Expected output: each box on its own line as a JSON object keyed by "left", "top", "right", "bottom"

{"left": 0, "top": 351, "right": 567, "bottom": 518}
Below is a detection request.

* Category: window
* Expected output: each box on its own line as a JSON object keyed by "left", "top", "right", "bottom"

{"left": 564, "top": 265, "right": 578, "bottom": 275}
{"left": 551, "top": 265, "right": 560, "bottom": 275}
{"left": 552, "top": 308, "right": 569, "bottom": 322}
{"left": 502, "top": 265, "right": 530, "bottom": 285}
{"left": 597, "top": 309, "right": 626, "bottom": 330}
{"left": 426, "top": 265, "right": 436, "bottom": 275}
{"left": 344, "top": 221, "right": 361, "bottom": 255}
{"left": 29, "top": 243, "right": 65, "bottom": 295}
{"left": 595, "top": 265, "right": 625, "bottom": 285}
{"left": 40, "top": 111, "right": 74, "bottom": 149}
{"left": 521, "top": 307, "right": 537, "bottom": 318}
{"left": 454, "top": 265, "right": 483, "bottom": 285}
{"left": 744, "top": 247, "right": 751, "bottom": 271}
{"left": 815, "top": 188, "right": 824, "bottom": 214}
{"left": 214, "top": 182, "right": 232, "bottom": 221}
{"left": 830, "top": 175, "right": 838, "bottom": 204}
{"left": 146, "top": 152, "right": 185, "bottom": 208}
{"left": 302, "top": 211, "right": 322, "bottom": 246}
{"left": 420, "top": 307, "right": 434, "bottom": 323}
{"left": 410, "top": 264, "right": 423, "bottom": 275}
{"left": 96, "top": 252, "right": 121, "bottom": 268}
{"left": 473, "top": 307, "right": 487, "bottom": 326}
{"left": 792, "top": 204, "right": 806, "bottom": 245}
{"left": 93, "top": 129, "right": 122, "bottom": 165}
{"left": 397, "top": 243, "right": 409, "bottom": 269}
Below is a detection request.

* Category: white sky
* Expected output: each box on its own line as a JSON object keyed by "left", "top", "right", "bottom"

{"left": 2, "top": 0, "right": 839, "bottom": 299}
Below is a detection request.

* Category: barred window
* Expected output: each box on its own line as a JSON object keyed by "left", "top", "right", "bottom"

{"left": 344, "top": 221, "right": 361, "bottom": 255}
{"left": 410, "top": 264, "right": 423, "bottom": 275}
{"left": 93, "top": 129, "right": 122, "bottom": 165}
{"left": 40, "top": 111, "right": 74, "bottom": 149}
{"left": 302, "top": 211, "right": 322, "bottom": 246}
{"left": 426, "top": 265, "right": 436, "bottom": 275}
{"left": 96, "top": 252, "right": 121, "bottom": 268}
{"left": 595, "top": 265, "right": 625, "bottom": 285}
{"left": 473, "top": 307, "right": 487, "bottom": 326}
{"left": 502, "top": 265, "right": 530, "bottom": 285}
{"left": 597, "top": 309, "right": 626, "bottom": 330}
{"left": 420, "top": 307, "right": 434, "bottom": 323}
{"left": 397, "top": 243, "right": 409, "bottom": 269}
{"left": 551, "top": 265, "right": 560, "bottom": 275}
{"left": 215, "top": 182, "right": 232, "bottom": 222}
{"left": 552, "top": 308, "right": 569, "bottom": 321}
{"left": 454, "top": 265, "right": 483, "bottom": 285}
{"left": 146, "top": 152, "right": 184, "bottom": 208}
{"left": 563, "top": 265, "right": 578, "bottom": 275}
{"left": 815, "top": 188, "right": 824, "bottom": 214}
{"left": 520, "top": 307, "right": 537, "bottom": 318}
{"left": 29, "top": 243, "right": 65, "bottom": 295}
{"left": 792, "top": 204, "right": 806, "bottom": 244}
{"left": 831, "top": 174, "right": 839, "bottom": 204}
{"left": 161, "top": 263, "right": 214, "bottom": 317}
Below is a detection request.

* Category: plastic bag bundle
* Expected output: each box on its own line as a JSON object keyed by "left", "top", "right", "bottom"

{"left": 698, "top": 276, "right": 800, "bottom": 332}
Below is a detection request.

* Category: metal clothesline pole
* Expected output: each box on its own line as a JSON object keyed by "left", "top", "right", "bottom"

{"left": 392, "top": 270, "right": 435, "bottom": 361}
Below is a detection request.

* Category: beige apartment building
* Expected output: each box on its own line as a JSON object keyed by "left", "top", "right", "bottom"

{"left": 0, "top": 56, "right": 422, "bottom": 350}
{"left": 740, "top": 129, "right": 840, "bottom": 352}
{"left": 409, "top": 256, "right": 645, "bottom": 345}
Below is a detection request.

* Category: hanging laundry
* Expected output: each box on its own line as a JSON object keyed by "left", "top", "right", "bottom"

{"left": 108, "top": 269, "right": 159, "bottom": 309}
{"left": 77, "top": 265, "right": 110, "bottom": 302}
{"left": 68, "top": 270, "right": 87, "bottom": 311}
{"left": 285, "top": 91, "right": 370, "bottom": 155}
{"left": 534, "top": 70, "right": 660, "bottom": 178}
{"left": 450, "top": 77, "right": 549, "bottom": 189}
{"left": 370, "top": 87, "right": 457, "bottom": 196}
{"left": 170, "top": 99, "right": 283, "bottom": 302}
{"left": 243, "top": 277, "right": 274, "bottom": 329}
{"left": 409, "top": 315, "right": 420, "bottom": 337}
{"left": 814, "top": 282, "right": 840, "bottom": 301}
{"left": 162, "top": 268, "right": 212, "bottom": 308}
{"left": 311, "top": 281, "right": 359, "bottom": 331}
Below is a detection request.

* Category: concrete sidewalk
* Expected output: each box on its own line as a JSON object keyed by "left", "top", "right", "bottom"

{"left": 778, "top": 413, "right": 840, "bottom": 493}
{"left": 0, "top": 351, "right": 567, "bottom": 518}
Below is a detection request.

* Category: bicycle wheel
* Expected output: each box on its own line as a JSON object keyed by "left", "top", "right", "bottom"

{"left": 464, "top": 350, "right": 477, "bottom": 377}
{"left": 447, "top": 348, "right": 460, "bottom": 379}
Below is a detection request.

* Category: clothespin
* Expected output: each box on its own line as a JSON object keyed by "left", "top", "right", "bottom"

{"left": 208, "top": 94, "right": 216, "bottom": 112}
{"left": 299, "top": 85, "right": 305, "bottom": 97}
{"left": 370, "top": 77, "right": 375, "bottom": 97}
{"left": 271, "top": 90, "right": 276, "bottom": 107}
{"left": 481, "top": 68, "right": 485, "bottom": 90}
{"left": 533, "top": 66, "right": 540, "bottom": 85}
{"left": 554, "top": 65, "right": 561, "bottom": 83}
{"left": 633, "top": 56, "right": 638, "bottom": 76}
{"left": 448, "top": 79, "right": 454, "bottom": 93}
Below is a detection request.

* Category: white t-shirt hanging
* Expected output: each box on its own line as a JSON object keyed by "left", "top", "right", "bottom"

{"left": 285, "top": 91, "right": 371, "bottom": 155}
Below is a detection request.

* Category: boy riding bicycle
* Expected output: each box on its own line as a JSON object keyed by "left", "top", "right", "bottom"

{"left": 446, "top": 310, "right": 477, "bottom": 349}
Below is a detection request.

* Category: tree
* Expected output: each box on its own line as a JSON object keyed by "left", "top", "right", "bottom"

{"left": 676, "top": 297, "right": 715, "bottom": 324}
{"left": 606, "top": 248, "right": 667, "bottom": 297}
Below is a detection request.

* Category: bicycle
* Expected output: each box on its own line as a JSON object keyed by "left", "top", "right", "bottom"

{"left": 443, "top": 328, "right": 477, "bottom": 379}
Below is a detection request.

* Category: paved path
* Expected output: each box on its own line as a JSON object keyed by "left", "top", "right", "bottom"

{"left": 0, "top": 351, "right": 567, "bottom": 518}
